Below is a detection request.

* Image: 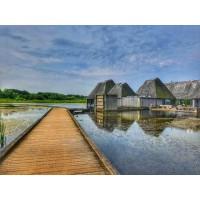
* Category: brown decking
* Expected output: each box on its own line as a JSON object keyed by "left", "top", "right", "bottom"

{"left": 0, "top": 108, "right": 116, "bottom": 175}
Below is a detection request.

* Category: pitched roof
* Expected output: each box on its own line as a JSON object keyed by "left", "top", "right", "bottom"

{"left": 96, "top": 79, "right": 115, "bottom": 95}
{"left": 87, "top": 82, "right": 102, "bottom": 99}
{"left": 108, "top": 83, "right": 137, "bottom": 97}
{"left": 87, "top": 79, "right": 115, "bottom": 99}
{"left": 137, "top": 78, "right": 175, "bottom": 99}
{"left": 166, "top": 80, "right": 200, "bottom": 99}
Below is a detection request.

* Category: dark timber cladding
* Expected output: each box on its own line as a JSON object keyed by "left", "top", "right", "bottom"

{"left": 87, "top": 79, "right": 139, "bottom": 110}
{"left": 96, "top": 95, "right": 104, "bottom": 110}
{"left": 137, "top": 77, "right": 175, "bottom": 107}
{"left": 107, "top": 83, "right": 138, "bottom": 109}
{"left": 87, "top": 79, "right": 115, "bottom": 110}
{"left": 0, "top": 108, "right": 117, "bottom": 175}
{"left": 95, "top": 80, "right": 115, "bottom": 111}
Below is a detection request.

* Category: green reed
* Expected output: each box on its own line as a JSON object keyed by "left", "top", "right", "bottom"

{"left": 0, "top": 116, "right": 6, "bottom": 147}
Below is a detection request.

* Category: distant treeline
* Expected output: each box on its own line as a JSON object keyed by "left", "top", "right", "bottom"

{"left": 0, "top": 89, "right": 86, "bottom": 102}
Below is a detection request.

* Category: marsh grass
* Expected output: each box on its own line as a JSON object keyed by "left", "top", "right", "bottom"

{"left": 0, "top": 115, "right": 6, "bottom": 147}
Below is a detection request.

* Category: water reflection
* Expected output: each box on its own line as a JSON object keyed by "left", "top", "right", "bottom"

{"left": 76, "top": 110, "right": 200, "bottom": 174}
{"left": 89, "top": 111, "right": 139, "bottom": 132}
{"left": 88, "top": 110, "right": 176, "bottom": 136}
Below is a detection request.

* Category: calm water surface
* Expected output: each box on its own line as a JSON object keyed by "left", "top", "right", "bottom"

{"left": 75, "top": 110, "right": 200, "bottom": 175}
{"left": 0, "top": 103, "right": 85, "bottom": 149}
{"left": 0, "top": 103, "right": 86, "bottom": 109}
{"left": 0, "top": 106, "right": 49, "bottom": 150}
{"left": 48, "top": 103, "right": 86, "bottom": 108}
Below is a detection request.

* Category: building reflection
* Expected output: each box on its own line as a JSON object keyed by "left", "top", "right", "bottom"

{"left": 89, "top": 111, "right": 140, "bottom": 132}
{"left": 89, "top": 110, "right": 175, "bottom": 136}
{"left": 137, "top": 110, "right": 175, "bottom": 137}
{"left": 137, "top": 118, "right": 174, "bottom": 137}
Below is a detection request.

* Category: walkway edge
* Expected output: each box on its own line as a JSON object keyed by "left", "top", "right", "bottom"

{"left": 67, "top": 109, "right": 119, "bottom": 175}
{"left": 0, "top": 108, "right": 52, "bottom": 161}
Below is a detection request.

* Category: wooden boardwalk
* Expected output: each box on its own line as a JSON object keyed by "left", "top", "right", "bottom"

{"left": 0, "top": 108, "right": 116, "bottom": 175}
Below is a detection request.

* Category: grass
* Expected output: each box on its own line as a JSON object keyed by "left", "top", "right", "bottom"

{"left": 0, "top": 98, "right": 86, "bottom": 104}
{"left": 0, "top": 116, "right": 6, "bottom": 147}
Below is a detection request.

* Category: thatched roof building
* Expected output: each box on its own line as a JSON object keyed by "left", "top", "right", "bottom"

{"left": 108, "top": 83, "right": 137, "bottom": 98}
{"left": 87, "top": 79, "right": 115, "bottom": 99}
{"left": 137, "top": 78, "right": 175, "bottom": 99}
{"left": 166, "top": 80, "right": 200, "bottom": 99}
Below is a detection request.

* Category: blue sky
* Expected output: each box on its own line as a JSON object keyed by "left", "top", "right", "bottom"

{"left": 0, "top": 25, "right": 200, "bottom": 95}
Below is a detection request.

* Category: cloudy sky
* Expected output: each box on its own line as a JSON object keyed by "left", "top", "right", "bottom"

{"left": 0, "top": 26, "right": 200, "bottom": 95}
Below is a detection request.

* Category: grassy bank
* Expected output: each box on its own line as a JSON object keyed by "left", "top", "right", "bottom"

{"left": 0, "top": 98, "right": 86, "bottom": 104}
{"left": 171, "top": 118, "right": 200, "bottom": 131}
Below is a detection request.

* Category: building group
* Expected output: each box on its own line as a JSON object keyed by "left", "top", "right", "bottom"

{"left": 87, "top": 78, "right": 200, "bottom": 111}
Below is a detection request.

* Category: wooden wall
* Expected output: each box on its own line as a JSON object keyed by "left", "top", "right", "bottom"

{"left": 96, "top": 95, "right": 104, "bottom": 111}
{"left": 95, "top": 95, "right": 171, "bottom": 110}
{"left": 105, "top": 96, "right": 118, "bottom": 110}
{"left": 140, "top": 98, "right": 164, "bottom": 107}
{"left": 119, "top": 96, "right": 140, "bottom": 108}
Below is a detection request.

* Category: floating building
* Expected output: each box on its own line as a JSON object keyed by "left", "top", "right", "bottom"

{"left": 87, "top": 79, "right": 115, "bottom": 110}
{"left": 87, "top": 80, "right": 138, "bottom": 111}
{"left": 137, "top": 78, "right": 175, "bottom": 107}
{"left": 107, "top": 83, "right": 139, "bottom": 110}
{"left": 87, "top": 77, "right": 200, "bottom": 111}
{"left": 166, "top": 80, "right": 200, "bottom": 107}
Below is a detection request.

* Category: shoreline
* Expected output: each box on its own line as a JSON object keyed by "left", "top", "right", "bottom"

{"left": 0, "top": 100, "right": 86, "bottom": 104}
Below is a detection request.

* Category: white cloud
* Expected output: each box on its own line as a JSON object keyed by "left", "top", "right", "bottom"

{"left": 63, "top": 65, "right": 132, "bottom": 78}
{"left": 0, "top": 26, "right": 200, "bottom": 94}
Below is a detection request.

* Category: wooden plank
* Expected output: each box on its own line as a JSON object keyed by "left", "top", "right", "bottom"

{"left": 0, "top": 108, "right": 117, "bottom": 175}
{"left": 68, "top": 110, "right": 118, "bottom": 175}
{"left": 96, "top": 96, "right": 104, "bottom": 99}
{"left": 97, "top": 103, "right": 104, "bottom": 106}
{"left": 96, "top": 106, "right": 104, "bottom": 109}
{"left": 0, "top": 108, "right": 52, "bottom": 160}
{"left": 96, "top": 95, "right": 105, "bottom": 111}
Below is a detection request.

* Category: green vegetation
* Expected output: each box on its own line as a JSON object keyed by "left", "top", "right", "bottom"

{"left": 0, "top": 89, "right": 86, "bottom": 103}
{"left": 0, "top": 116, "right": 6, "bottom": 147}
{"left": 175, "top": 99, "right": 192, "bottom": 106}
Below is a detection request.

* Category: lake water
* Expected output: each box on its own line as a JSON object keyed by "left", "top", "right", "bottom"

{"left": 0, "top": 103, "right": 85, "bottom": 140}
{"left": 0, "top": 105, "right": 49, "bottom": 150}
{"left": 1, "top": 103, "right": 200, "bottom": 174}
{"left": 75, "top": 110, "right": 200, "bottom": 175}
{"left": 47, "top": 103, "right": 86, "bottom": 109}
{"left": 0, "top": 103, "right": 86, "bottom": 109}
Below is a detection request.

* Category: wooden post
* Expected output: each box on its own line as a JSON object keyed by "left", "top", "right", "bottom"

{"left": 197, "top": 108, "right": 200, "bottom": 117}
{"left": 197, "top": 107, "right": 200, "bottom": 117}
